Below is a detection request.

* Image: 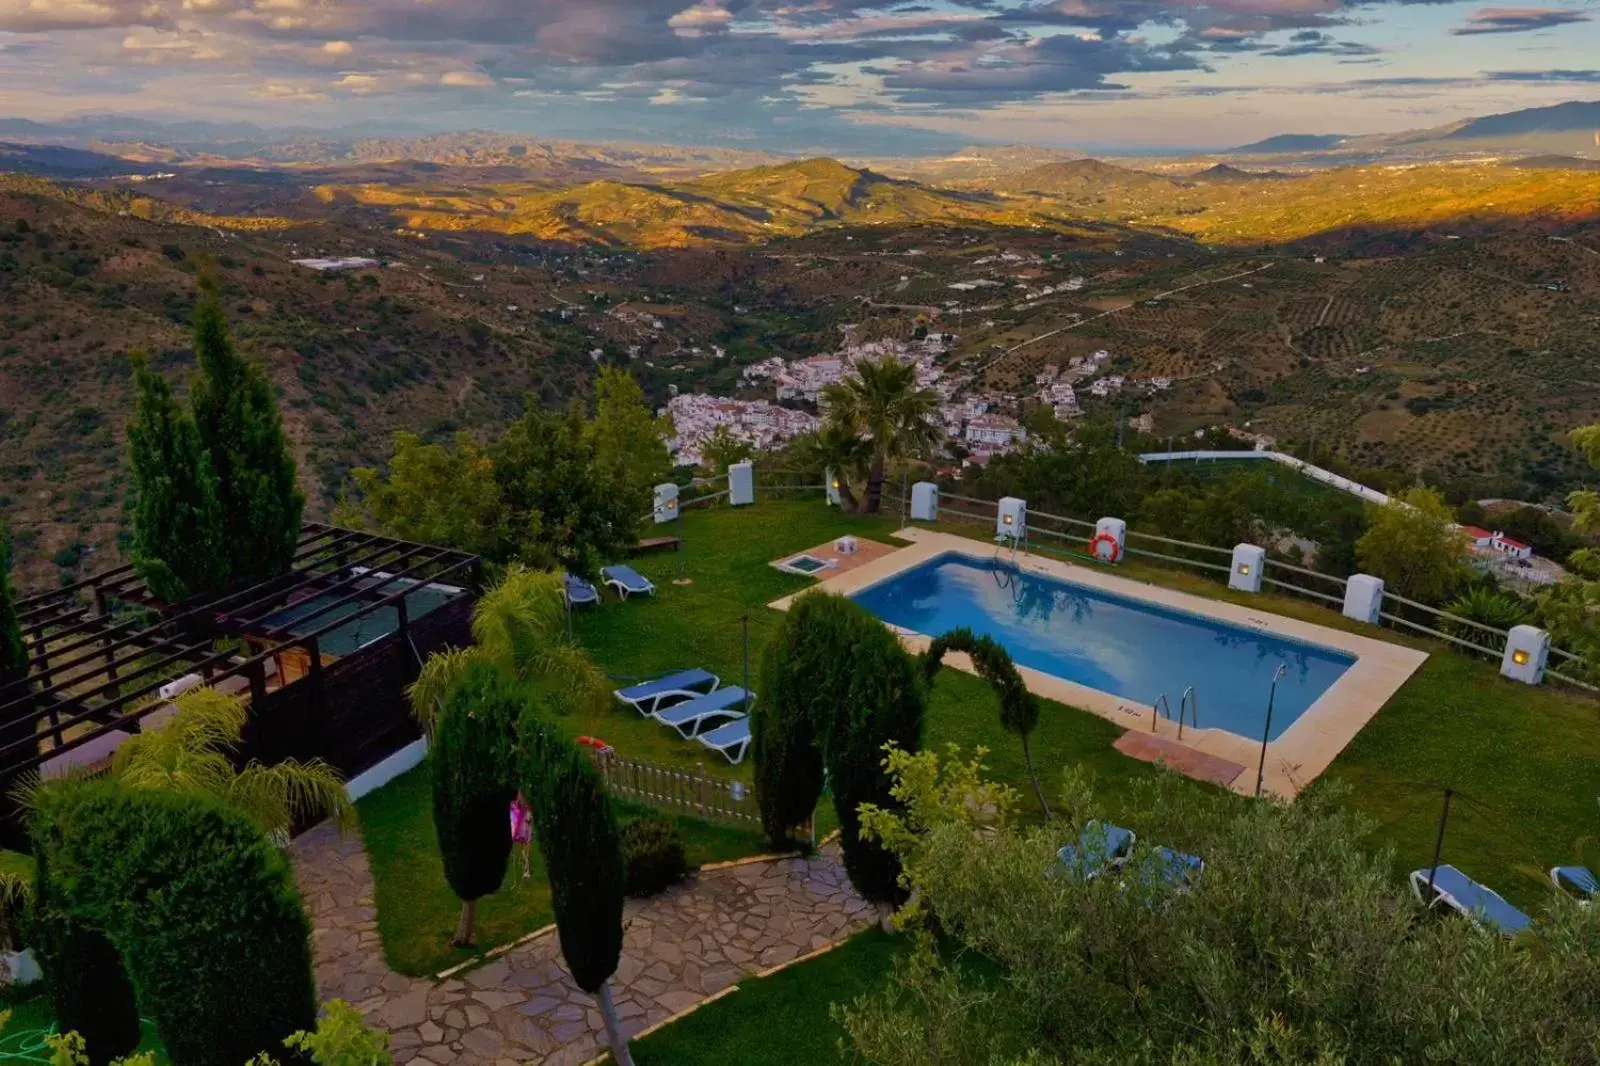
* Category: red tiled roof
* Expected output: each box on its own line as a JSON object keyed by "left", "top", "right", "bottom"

{"left": 1460, "top": 525, "right": 1494, "bottom": 540}
{"left": 1495, "top": 535, "right": 1531, "bottom": 550}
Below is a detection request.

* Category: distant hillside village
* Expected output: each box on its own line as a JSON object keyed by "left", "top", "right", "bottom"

{"left": 662, "top": 330, "right": 1173, "bottom": 471}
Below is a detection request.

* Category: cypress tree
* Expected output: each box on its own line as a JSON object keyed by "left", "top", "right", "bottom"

{"left": 821, "top": 601, "right": 925, "bottom": 913}
{"left": 753, "top": 595, "right": 829, "bottom": 848}
{"left": 188, "top": 280, "right": 304, "bottom": 585}
{"left": 753, "top": 592, "right": 925, "bottom": 913}
{"left": 922, "top": 627, "right": 1049, "bottom": 818}
{"left": 0, "top": 520, "right": 26, "bottom": 692}
{"left": 518, "top": 707, "right": 634, "bottom": 1066}
{"left": 432, "top": 661, "right": 520, "bottom": 946}
{"left": 127, "top": 355, "right": 229, "bottom": 603}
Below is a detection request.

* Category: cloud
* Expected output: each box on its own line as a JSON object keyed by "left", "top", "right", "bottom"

{"left": 0, "top": 0, "right": 1594, "bottom": 151}
{"left": 1483, "top": 67, "right": 1600, "bottom": 81}
{"left": 1450, "top": 7, "right": 1592, "bottom": 34}
{"left": 1262, "top": 29, "right": 1379, "bottom": 55}
{"left": 439, "top": 69, "right": 493, "bottom": 87}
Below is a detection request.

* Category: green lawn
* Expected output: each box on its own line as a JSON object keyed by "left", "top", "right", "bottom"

{"left": 356, "top": 762, "right": 771, "bottom": 976}
{"left": 630, "top": 929, "right": 900, "bottom": 1066}
{"left": 0, "top": 991, "right": 170, "bottom": 1064}
{"left": 571, "top": 498, "right": 1600, "bottom": 910}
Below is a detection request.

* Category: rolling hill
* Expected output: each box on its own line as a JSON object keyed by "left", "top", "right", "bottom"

{"left": 320, "top": 158, "right": 1057, "bottom": 248}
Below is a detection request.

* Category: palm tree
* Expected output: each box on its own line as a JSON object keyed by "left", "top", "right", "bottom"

{"left": 793, "top": 424, "right": 873, "bottom": 513}
{"left": 821, "top": 356, "right": 940, "bottom": 514}
{"left": 36, "top": 686, "right": 352, "bottom": 842}
{"left": 408, "top": 565, "right": 609, "bottom": 732}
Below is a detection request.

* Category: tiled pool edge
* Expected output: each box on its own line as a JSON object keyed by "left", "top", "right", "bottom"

{"left": 769, "top": 528, "right": 1428, "bottom": 799}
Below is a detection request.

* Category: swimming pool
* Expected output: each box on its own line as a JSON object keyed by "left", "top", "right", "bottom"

{"left": 851, "top": 553, "right": 1356, "bottom": 741}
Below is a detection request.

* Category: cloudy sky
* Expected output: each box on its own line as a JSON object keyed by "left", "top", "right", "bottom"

{"left": 0, "top": 0, "right": 1595, "bottom": 152}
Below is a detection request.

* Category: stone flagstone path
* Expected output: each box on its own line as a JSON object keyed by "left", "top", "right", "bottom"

{"left": 291, "top": 824, "right": 874, "bottom": 1065}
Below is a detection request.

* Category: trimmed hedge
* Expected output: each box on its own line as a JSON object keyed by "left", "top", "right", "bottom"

{"left": 35, "top": 921, "right": 140, "bottom": 1064}
{"left": 619, "top": 814, "right": 688, "bottom": 898}
{"left": 31, "top": 780, "right": 317, "bottom": 1066}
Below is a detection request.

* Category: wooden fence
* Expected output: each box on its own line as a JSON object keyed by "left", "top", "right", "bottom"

{"left": 593, "top": 752, "right": 765, "bottom": 827}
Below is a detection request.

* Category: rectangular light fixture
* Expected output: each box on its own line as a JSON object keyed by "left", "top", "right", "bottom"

{"left": 1003, "top": 514, "right": 1013, "bottom": 525}
{"left": 1238, "top": 564, "right": 1251, "bottom": 576}
{"left": 1512, "top": 649, "right": 1530, "bottom": 666}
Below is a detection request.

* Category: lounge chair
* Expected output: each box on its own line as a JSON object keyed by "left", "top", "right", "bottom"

{"left": 1155, "top": 846, "right": 1205, "bottom": 887}
{"left": 1058, "top": 821, "right": 1136, "bottom": 881}
{"left": 653, "top": 686, "right": 753, "bottom": 739}
{"left": 1410, "top": 864, "right": 1532, "bottom": 936}
{"left": 697, "top": 718, "right": 752, "bottom": 765}
{"left": 613, "top": 668, "right": 721, "bottom": 716}
{"left": 563, "top": 572, "right": 600, "bottom": 608}
{"left": 1550, "top": 865, "right": 1599, "bottom": 902}
{"left": 602, "top": 565, "right": 656, "bottom": 599}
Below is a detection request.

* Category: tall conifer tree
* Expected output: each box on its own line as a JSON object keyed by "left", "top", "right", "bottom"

{"left": 127, "top": 356, "right": 229, "bottom": 602}
{"left": 188, "top": 278, "right": 304, "bottom": 585}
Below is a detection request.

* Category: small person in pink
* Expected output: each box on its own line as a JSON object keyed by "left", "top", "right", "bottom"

{"left": 509, "top": 794, "right": 534, "bottom": 880}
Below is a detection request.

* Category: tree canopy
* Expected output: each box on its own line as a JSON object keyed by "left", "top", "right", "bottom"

{"left": 340, "top": 432, "right": 505, "bottom": 560}
{"left": 822, "top": 356, "right": 939, "bottom": 513}
{"left": 848, "top": 750, "right": 1600, "bottom": 1065}
{"left": 126, "top": 354, "right": 229, "bottom": 602}
{"left": 589, "top": 366, "right": 671, "bottom": 492}
{"left": 186, "top": 281, "right": 305, "bottom": 586}
{"left": 1355, "top": 487, "right": 1471, "bottom": 603}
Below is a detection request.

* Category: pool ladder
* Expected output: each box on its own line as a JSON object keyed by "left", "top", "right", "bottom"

{"left": 1151, "top": 686, "right": 1200, "bottom": 740}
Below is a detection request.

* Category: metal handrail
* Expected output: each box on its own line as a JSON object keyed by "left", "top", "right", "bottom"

{"left": 1179, "top": 686, "right": 1198, "bottom": 740}
{"left": 1151, "top": 693, "right": 1171, "bottom": 732}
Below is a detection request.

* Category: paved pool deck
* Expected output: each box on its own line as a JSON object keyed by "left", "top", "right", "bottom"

{"left": 770, "top": 528, "right": 1428, "bottom": 799}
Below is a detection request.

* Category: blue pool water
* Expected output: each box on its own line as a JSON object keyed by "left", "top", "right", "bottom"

{"left": 851, "top": 554, "right": 1355, "bottom": 741}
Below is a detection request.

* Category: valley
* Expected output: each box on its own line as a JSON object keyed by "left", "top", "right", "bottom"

{"left": 3, "top": 112, "right": 1600, "bottom": 590}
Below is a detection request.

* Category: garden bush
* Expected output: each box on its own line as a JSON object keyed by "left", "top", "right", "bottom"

{"left": 754, "top": 592, "right": 925, "bottom": 908}
{"left": 34, "top": 921, "right": 141, "bottom": 1064}
{"left": 619, "top": 814, "right": 688, "bottom": 898}
{"left": 31, "top": 780, "right": 317, "bottom": 1066}
{"left": 432, "top": 660, "right": 521, "bottom": 945}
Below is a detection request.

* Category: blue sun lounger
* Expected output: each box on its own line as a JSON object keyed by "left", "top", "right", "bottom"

{"left": 613, "top": 668, "right": 721, "bottom": 716}
{"left": 1550, "top": 865, "right": 1598, "bottom": 901}
{"left": 563, "top": 572, "right": 600, "bottom": 607}
{"left": 653, "top": 686, "right": 752, "bottom": 739}
{"left": 697, "top": 718, "right": 752, "bottom": 765}
{"left": 1410, "top": 864, "right": 1532, "bottom": 936}
{"left": 1058, "top": 821, "right": 1136, "bottom": 881}
{"left": 1151, "top": 846, "right": 1205, "bottom": 891}
{"left": 602, "top": 565, "right": 656, "bottom": 599}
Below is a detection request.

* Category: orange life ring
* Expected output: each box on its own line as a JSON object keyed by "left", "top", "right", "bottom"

{"left": 1088, "top": 531, "right": 1122, "bottom": 563}
{"left": 575, "top": 735, "right": 614, "bottom": 755}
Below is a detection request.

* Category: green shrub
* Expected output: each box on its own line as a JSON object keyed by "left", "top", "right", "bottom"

{"left": 432, "top": 661, "right": 520, "bottom": 946}
{"left": 31, "top": 780, "right": 317, "bottom": 1066}
{"left": 757, "top": 592, "right": 925, "bottom": 907}
{"left": 619, "top": 815, "right": 687, "bottom": 898}
{"left": 753, "top": 594, "right": 829, "bottom": 847}
{"left": 35, "top": 921, "right": 142, "bottom": 1064}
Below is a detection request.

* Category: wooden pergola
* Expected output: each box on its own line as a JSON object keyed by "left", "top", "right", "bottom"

{"left": 0, "top": 524, "right": 479, "bottom": 833}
